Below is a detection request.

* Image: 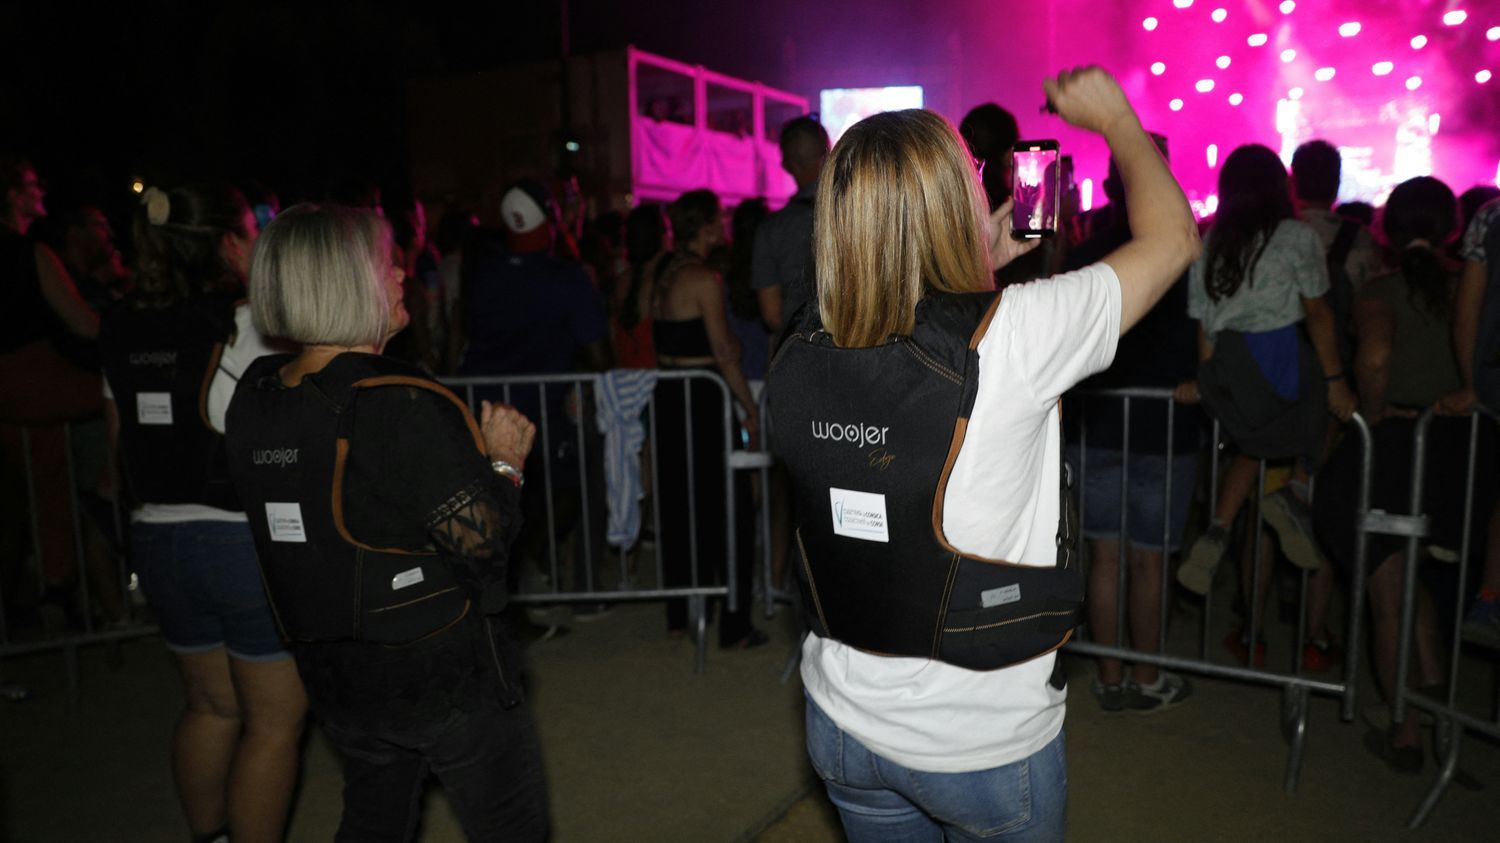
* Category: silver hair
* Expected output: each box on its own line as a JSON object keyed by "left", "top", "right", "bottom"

{"left": 249, "top": 203, "right": 392, "bottom": 347}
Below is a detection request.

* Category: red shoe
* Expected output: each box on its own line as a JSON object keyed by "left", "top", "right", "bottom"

{"left": 1302, "top": 639, "right": 1340, "bottom": 673}
{"left": 1223, "top": 629, "right": 1266, "bottom": 668}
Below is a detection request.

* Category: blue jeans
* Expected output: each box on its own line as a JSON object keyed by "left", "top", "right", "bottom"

{"left": 805, "top": 696, "right": 1067, "bottom": 842}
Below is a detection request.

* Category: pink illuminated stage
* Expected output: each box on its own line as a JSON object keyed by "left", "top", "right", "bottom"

{"left": 788, "top": 0, "right": 1499, "bottom": 217}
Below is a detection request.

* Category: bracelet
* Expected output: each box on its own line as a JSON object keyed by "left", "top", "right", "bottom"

{"left": 1325, "top": 373, "right": 1345, "bottom": 383}
{"left": 491, "top": 459, "right": 524, "bottom": 488}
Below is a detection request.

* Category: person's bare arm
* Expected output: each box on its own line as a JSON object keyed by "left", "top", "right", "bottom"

{"left": 693, "top": 267, "right": 760, "bottom": 444}
{"left": 1041, "top": 68, "right": 1199, "bottom": 335}
{"left": 756, "top": 286, "right": 784, "bottom": 333}
{"left": 35, "top": 243, "right": 100, "bottom": 339}
{"left": 1305, "top": 294, "right": 1357, "bottom": 420}
{"left": 1353, "top": 296, "right": 1394, "bottom": 423}
{"left": 1436, "top": 258, "right": 1485, "bottom": 414}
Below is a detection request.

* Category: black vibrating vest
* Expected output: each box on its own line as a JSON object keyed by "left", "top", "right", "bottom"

{"left": 99, "top": 294, "right": 241, "bottom": 510}
{"left": 225, "top": 353, "right": 475, "bottom": 644}
{"left": 767, "top": 291, "right": 1083, "bottom": 671}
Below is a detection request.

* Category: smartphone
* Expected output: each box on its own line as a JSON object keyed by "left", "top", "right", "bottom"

{"left": 1011, "top": 140, "right": 1061, "bottom": 239}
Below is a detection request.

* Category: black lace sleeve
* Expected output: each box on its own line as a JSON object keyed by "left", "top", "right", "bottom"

{"left": 425, "top": 472, "right": 522, "bottom": 564}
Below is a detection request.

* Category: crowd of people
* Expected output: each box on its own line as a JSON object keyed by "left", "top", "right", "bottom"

{"left": 2, "top": 58, "right": 1500, "bottom": 840}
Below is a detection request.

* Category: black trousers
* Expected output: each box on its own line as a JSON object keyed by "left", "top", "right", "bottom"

{"left": 654, "top": 372, "right": 755, "bottom": 644}
{"left": 295, "top": 614, "right": 549, "bottom": 842}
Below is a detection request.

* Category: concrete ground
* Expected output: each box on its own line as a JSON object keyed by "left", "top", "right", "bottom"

{"left": 1, "top": 596, "right": 1496, "bottom": 842}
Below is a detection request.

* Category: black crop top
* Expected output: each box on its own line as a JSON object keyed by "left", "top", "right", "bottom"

{"left": 652, "top": 317, "right": 713, "bottom": 358}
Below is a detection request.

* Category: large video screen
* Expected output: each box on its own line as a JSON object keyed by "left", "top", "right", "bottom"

{"left": 819, "top": 86, "right": 925, "bottom": 143}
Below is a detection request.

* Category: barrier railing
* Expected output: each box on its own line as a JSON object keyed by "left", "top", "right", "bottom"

{"left": 1, "top": 422, "right": 157, "bottom": 706}
{"left": 444, "top": 370, "right": 746, "bottom": 673}
{"left": 1393, "top": 407, "right": 1499, "bottom": 828}
{"left": 1060, "top": 387, "right": 1373, "bottom": 792}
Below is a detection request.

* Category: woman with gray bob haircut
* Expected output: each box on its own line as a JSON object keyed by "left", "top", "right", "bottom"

{"left": 228, "top": 203, "right": 550, "bottom": 841}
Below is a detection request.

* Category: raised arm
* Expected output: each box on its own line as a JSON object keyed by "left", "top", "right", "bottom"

{"left": 1043, "top": 67, "right": 1200, "bottom": 335}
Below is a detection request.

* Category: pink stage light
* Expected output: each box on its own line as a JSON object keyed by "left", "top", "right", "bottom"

{"left": 1080, "top": 178, "right": 1093, "bottom": 212}
{"left": 1314, "top": 67, "right": 1336, "bottom": 82}
{"left": 1338, "top": 22, "right": 1361, "bottom": 37}
{"left": 1169, "top": 98, "right": 1185, "bottom": 111}
{"left": 1196, "top": 79, "right": 1215, "bottom": 93}
{"left": 1143, "top": 17, "right": 1159, "bottom": 31}
{"left": 1288, "top": 87, "right": 1304, "bottom": 100}
{"left": 1217, "top": 55, "right": 1232, "bottom": 69}
{"left": 1211, "top": 8, "right": 1227, "bottom": 24}
{"left": 1279, "top": 1, "right": 1295, "bottom": 14}
{"left": 1429, "top": 113, "right": 1441, "bottom": 134}
{"left": 1173, "top": 0, "right": 1193, "bottom": 8}
{"left": 1281, "top": 49, "right": 1297, "bottom": 63}
{"left": 1228, "top": 92, "right": 1244, "bottom": 106}
{"left": 1151, "top": 62, "right": 1167, "bottom": 75}
{"left": 1478, "top": 70, "right": 1494, "bottom": 84}
{"left": 1411, "top": 35, "right": 1428, "bottom": 49}
{"left": 1372, "top": 61, "right": 1394, "bottom": 76}
{"left": 1443, "top": 11, "right": 1467, "bottom": 27}
{"left": 1248, "top": 33, "right": 1268, "bottom": 47}
{"left": 1207, "top": 144, "right": 1218, "bottom": 168}
{"left": 1406, "top": 76, "right": 1423, "bottom": 91}
{"left": 1489, "top": 26, "right": 1500, "bottom": 41}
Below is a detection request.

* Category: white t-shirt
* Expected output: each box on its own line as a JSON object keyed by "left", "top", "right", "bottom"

{"left": 104, "top": 303, "right": 278, "bottom": 524}
{"left": 800, "top": 262, "right": 1121, "bottom": 773}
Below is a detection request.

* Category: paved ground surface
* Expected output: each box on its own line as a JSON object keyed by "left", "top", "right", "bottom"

{"left": 2, "top": 594, "right": 1496, "bottom": 842}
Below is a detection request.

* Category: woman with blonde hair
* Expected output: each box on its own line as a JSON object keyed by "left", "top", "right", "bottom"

{"left": 768, "top": 68, "right": 1199, "bottom": 839}
{"left": 99, "top": 183, "right": 305, "bottom": 843}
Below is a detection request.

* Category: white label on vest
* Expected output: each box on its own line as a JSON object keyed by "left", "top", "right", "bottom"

{"left": 136, "top": 392, "right": 174, "bottom": 426}
{"left": 265, "top": 503, "right": 307, "bottom": 543}
{"left": 391, "top": 567, "right": 425, "bottom": 590}
{"left": 981, "top": 583, "right": 1022, "bottom": 608}
{"left": 829, "top": 488, "right": 889, "bottom": 543}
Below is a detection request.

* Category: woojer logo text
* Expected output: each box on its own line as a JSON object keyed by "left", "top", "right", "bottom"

{"left": 252, "top": 448, "right": 299, "bottom": 467}
{"left": 811, "top": 421, "right": 889, "bottom": 449}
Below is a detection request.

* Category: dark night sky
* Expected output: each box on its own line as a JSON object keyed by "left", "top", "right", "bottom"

{"left": 3, "top": 0, "right": 1012, "bottom": 210}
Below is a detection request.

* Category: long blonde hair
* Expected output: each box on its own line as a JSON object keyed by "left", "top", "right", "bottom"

{"left": 815, "top": 109, "right": 994, "bottom": 348}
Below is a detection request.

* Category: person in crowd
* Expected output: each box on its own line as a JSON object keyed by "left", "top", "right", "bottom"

{"left": 384, "top": 194, "right": 445, "bottom": 372}
{"left": 1457, "top": 186, "right": 1500, "bottom": 247}
{"left": 1438, "top": 195, "right": 1500, "bottom": 648}
{"left": 769, "top": 67, "right": 1197, "bottom": 839}
{"left": 580, "top": 209, "right": 626, "bottom": 297}
{"left": 227, "top": 203, "right": 548, "bottom": 840}
{"left": 434, "top": 205, "right": 480, "bottom": 373}
{"left": 611, "top": 203, "right": 668, "bottom": 370}
{"left": 0, "top": 157, "right": 103, "bottom": 632}
{"left": 1175, "top": 145, "right": 1356, "bottom": 614}
{"left": 58, "top": 203, "right": 132, "bottom": 313}
{"left": 1315, "top": 177, "right": 1493, "bottom": 771}
{"left": 99, "top": 183, "right": 306, "bottom": 843}
{"left": 1289, "top": 139, "right": 1386, "bottom": 671}
{"left": 752, "top": 115, "right": 830, "bottom": 336}
{"left": 1066, "top": 136, "right": 1199, "bottom": 713}
{"left": 958, "top": 102, "right": 1020, "bottom": 212}
{"left": 459, "top": 179, "right": 611, "bottom": 619}
{"left": 1336, "top": 201, "right": 1376, "bottom": 229}
{"left": 653, "top": 189, "right": 765, "bottom": 648}
{"left": 725, "top": 198, "right": 771, "bottom": 385}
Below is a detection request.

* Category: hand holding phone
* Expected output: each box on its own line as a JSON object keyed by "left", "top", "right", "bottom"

{"left": 1011, "top": 140, "right": 1061, "bottom": 239}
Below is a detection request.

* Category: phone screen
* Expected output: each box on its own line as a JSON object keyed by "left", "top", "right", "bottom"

{"left": 1011, "top": 141, "right": 1061, "bottom": 239}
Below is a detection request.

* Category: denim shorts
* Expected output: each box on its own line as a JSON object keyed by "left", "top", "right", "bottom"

{"left": 1068, "top": 446, "right": 1198, "bottom": 553}
{"left": 132, "top": 519, "right": 289, "bottom": 661}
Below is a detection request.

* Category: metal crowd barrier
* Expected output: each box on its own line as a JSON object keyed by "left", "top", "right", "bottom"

{"left": 1060, "top": 387, "right": 1372, "bottom": 793}
{"left": 1, "top": 422, "right": 158, "bottom": 707}
{"left": 1393, "top": 407, "right": 1499, "bottom": 828}
{"left": 444, "top": 370, "right": 745, "bottom": 673}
